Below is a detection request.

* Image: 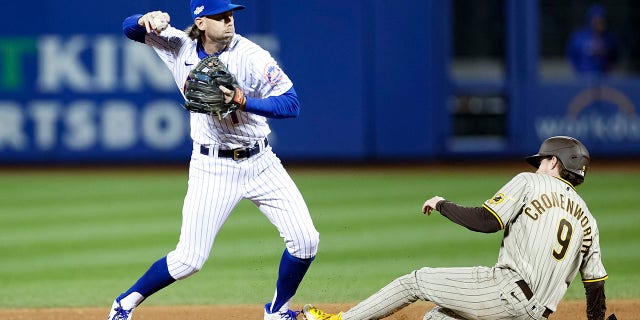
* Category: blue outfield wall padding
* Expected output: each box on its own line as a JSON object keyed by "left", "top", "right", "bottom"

{"left": 0, "top": 0, "right": 639, "bottom": 164}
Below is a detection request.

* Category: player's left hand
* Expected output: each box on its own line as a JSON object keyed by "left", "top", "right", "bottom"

{"left": 422, "top": 196, "right": 445, "bottom": 215}
{"left": 218, "top": 85, "right": 247, "bottom": 110}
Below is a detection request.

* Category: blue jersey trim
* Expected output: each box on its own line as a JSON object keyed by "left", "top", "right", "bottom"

{"left": 122, "top": 14, "right": 146, "bottom": 43}
{"left": 245, "top": 87, "right": 300, "bottom": 119}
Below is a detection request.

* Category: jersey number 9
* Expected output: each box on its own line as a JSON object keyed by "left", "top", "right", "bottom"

{"left": 553, "top": 219, "right": 573, "bottom": 260}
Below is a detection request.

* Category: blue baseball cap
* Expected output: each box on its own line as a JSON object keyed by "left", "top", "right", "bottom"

{"left": 190, "top": 0, "right": 245, "bottom": 20}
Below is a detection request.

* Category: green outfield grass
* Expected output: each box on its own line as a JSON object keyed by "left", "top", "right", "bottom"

{"left": 0, "top": 164, "right": 638, "bottom": 308}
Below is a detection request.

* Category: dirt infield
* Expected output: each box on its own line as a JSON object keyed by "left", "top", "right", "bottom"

{"left": 1, "top": 300, "right": 637, "bottom": 320}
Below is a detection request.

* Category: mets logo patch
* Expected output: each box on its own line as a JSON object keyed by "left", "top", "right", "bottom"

{"left": 264, "top": 63, "right": 284, "bottom": 85}
{"left": 488, "top": 193, "right": 505, "bottom": 205}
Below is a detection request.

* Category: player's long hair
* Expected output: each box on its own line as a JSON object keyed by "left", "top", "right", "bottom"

{"left": 185, "top": 24, "right": 201, "bottom": 40}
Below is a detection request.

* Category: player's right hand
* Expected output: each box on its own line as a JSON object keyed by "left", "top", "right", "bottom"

{"left": 139, "top": 11, "right": 171, "bottom": 33}
{"left": 422, "top": 196, "right": 445, "bottom": 215}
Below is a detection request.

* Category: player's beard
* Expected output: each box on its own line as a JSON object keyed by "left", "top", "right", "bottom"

{"left": 218, "top": 33, "right": 234, "bottom": 48}
{"left": 217, "top": 26, "right": 235, "bottom": 44}
{"left": 204, "top": 28, "right": 234, "bottom": 51}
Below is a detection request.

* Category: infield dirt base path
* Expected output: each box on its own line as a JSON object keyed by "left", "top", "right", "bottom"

{"left": 1, "top": 300, "right": 637, "bottom": 320}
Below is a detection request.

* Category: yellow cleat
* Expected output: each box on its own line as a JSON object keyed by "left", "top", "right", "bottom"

{"left": 302, "top": 304, "right": 343, "bottom": 320}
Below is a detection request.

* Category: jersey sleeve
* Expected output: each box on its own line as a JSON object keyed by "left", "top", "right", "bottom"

{"left": 483, "top": 173, "right": 530, "bottom": 229}
{"left": 580, "top": 221, "right": 608, "bottom": 282}
{"left": 244, "top": 87, "right": 300, "bottom": 118}
{"left": 436, "top": 201, "right": 502, "bottom": 233}
{"left": 122, "top": 14, "right": 146, "bottom": 42}
{"left": 144, "top": 27, "right": 190, "bottom": 70}
{"left": 244, "top": 47, "right": 293, "bottom": 98}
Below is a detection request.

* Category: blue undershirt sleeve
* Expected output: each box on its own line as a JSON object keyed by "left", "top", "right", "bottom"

{"left": 123, "top": 14, "right": 146, "bottom": 43}
{"left": 244, "top": 87, "right": 300, "bottom": 119}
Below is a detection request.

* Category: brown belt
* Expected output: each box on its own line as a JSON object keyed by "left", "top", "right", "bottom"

{"left": 515, "top": 280, "right": 553, "bottom": 318}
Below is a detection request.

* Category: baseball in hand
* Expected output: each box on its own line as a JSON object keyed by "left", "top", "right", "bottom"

{"left": 152, "top": 16, "right": 168, "bottom": 32}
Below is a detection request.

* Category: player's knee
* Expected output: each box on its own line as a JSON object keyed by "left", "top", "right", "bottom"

{"left": 168, "top": 260, "right": 202, "bottom": 279}
{"left": 287, "top": 230, "right": 320, "bottom": 259}
{"left": 166, "top": 251, "right": 205, "bottom": 279}
{"left": 306, "top": 231, "right": 320, "bottom": 255}
{"left": 393, "top": 271, "right": 422, "bottom": 299}
{"left": 171, "top": 263, "right": 201, "bottom": 279}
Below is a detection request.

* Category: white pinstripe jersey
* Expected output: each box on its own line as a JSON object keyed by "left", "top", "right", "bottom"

{"left": 143, "top": 26, "right": 293, "bottom": 149}
{"left": 483, "top": 172, "right": 607, "bottom": 310}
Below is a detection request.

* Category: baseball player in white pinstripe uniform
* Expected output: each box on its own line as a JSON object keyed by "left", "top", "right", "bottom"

{"left": 303, "top": 136, "right": 614, "bottom": 320}
{"left": 107, "top": 1, "right": 319, "bottom": 319}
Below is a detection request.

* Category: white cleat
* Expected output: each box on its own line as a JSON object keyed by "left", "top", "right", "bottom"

{"left": 264, "top": 302, "right": 300, "bottom": 320}
{"left": 107, "top": 299, "right": 134, "bottom": 320}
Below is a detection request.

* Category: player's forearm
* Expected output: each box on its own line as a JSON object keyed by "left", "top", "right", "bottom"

{"left": 122, "top": 14, "right": 147, "bottom": 43}
{"left": 584, "top": 281, "right": 607, "bottom": 320}
{"left": 436, "top": 200, "right": 501, "bottom": 233}
{"left": 244, "top": 87, "right": 300, "bottom": 118}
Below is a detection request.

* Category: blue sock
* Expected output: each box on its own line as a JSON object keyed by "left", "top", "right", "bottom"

{"left": 118, "top": 256, "right": 176, "bottom": 303}
{"left": 270, "top": 249, "right": 314, "bottom": 312}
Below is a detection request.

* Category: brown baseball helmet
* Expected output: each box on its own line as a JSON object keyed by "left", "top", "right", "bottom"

{"left": 526, "top": 136, "right": 590, "bottom": 178}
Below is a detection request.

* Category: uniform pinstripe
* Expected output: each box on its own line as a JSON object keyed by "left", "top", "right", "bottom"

{"left": 339, "top": 173, "right": 606, "bottom": 320}
{"left": 106, "top": 6, "right": 318, "bottom": 320}
{"left": 148, "top": 28, "right": 279, "bottom": 147}
{"left": 141, "top": 26, "right": 319, "bottom": 279}
{"left": 486, "top": 173, "right": 606, "bottom": 311}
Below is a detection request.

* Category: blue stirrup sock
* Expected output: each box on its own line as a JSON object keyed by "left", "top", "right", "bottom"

{"left": 117, "top": 256, "right": 176, "bottom": 309}
{"left": 269, "top": 249, "right": 314, "bottom": 312}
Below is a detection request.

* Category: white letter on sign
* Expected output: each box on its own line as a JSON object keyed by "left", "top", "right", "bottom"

{"left": 142, "top": 101, "right": 186, "bottom": 150}
{"left": 102, "top": 101, "right": 136, "bottom": 149}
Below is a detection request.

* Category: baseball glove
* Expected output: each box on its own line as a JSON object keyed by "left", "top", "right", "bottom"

{"left": 183, "top": 55, "right": 245, "bottom": 120}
